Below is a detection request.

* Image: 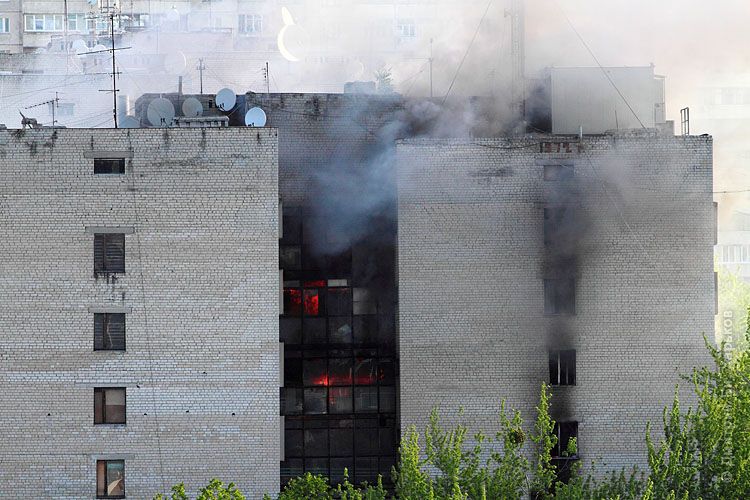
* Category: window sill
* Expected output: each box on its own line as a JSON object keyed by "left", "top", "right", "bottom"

{"left": 94, "top": 422, "right": 127, "bottom": 426}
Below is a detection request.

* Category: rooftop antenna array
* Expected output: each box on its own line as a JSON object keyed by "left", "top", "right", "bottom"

{"left": 78, "top": 2, "right": 131, "bottom": 128}
{"left": 22, "top": 92, "right": 61, "bottom": 127}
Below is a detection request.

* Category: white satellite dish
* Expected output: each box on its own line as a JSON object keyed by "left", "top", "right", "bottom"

{"left": 245, "top": 107, "right": 267, "bottom": 127}
{"left": 147, "top": 97, "right": 175, "bottom": 127}
{"left": 120, "top": 116, "right": 140, "bottom": 128}
{"left": 182, "top": 97, "right": 203, "bottom": 117}
{"left": 76, "top": 46, "right": 89, "bottom": 58}
{"left": 93, "top": 44, "right": 108, "bottom": 54}
{"left": 71, "top": 39, "right": 87, "bottom": 52}
{"left": 215, "top": 88, "right": 236, "bottom": 112}
{"left": 163, "top": 51, "right": 187, "bottom": 75}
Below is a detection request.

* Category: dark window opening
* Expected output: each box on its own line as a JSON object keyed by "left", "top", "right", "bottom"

{"left": 94, "top": 387, "right": 126, "bottom": 424}
{"left": 543, "top": 164, "right": 574, "bottom": 181}
{"left": 94, "top": 234, "right": 125, "bottom": 274}
{"left": 94, "top": 158, "right": 125, "bottom": 175}
{"left": 552, "top": 422, "right": 578, "bottom": 459}
{"left": 94, "top": 313, "right": 125, "bottom": 351}
{"left": 544, "top": 278, "right": 575, "bottom": 315}
{"left": 96, "top": 459, "right": 125, "bottom": 498}
{"left": 543, "top": 207, "right": 568, "bottom": 247}
{"left": 551, "top": 422, "right": 579, "bottom": 484}
{"left": 549, "top": 350, "right": 576, "bottom": 386}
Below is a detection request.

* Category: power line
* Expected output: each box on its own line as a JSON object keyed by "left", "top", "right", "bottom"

{"left": 441, "top": 0, "right": 494, "bottom": 105}
{"left": 552, "top": 0, "right": 646, "bottom": 129}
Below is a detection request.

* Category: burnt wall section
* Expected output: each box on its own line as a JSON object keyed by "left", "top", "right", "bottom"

{"left": 396, "top": 133, "right": 714, "bottom": 475}
{"left": 0, "top": 128, "right": 280, "bottom": 497}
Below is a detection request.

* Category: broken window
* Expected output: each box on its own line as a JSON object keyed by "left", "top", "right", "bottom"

{"left": 94, "top": 387, "right": 126, "bottom": 424}
{"left": 329, "top": 387, "right": 353, "bottom": 414}
{"left": 96, "top": 460, "right": 125, "bottom": 498}
{"left": 549, "top": 350, "right": 576, "bottom": 386}
{"left": 94, "top": 234, "right": 125, "bottom": 274}
{"left": 328, "top": 317, "right": 353, "bottom": 344}
{"left": 304, "top": 388, "right": 327, "bottom": 415}
{"left": 543, "top": 164, "right": 574, "bottom": 181}
{"left": 328, "top": 358, "right": 353, "bottom": 386}
{"left": 544, "top": 279, "right": 576, "bottom": 315}
{"left": 94, "top": 313, "right": 125, "bottom": 351}
{"left": 552, "top": 422, "right": 579, "bottom": 459}
{"left": 303, "top": 358, "right": 328, "bottom": 386}
{"left": 280, "top": 246, "right": 302, "bottom": 270}
{"left": 94, "top": 158, "right": 125, "bottom": 175}
{"left": 354, "top": 387, "right": 378, "bottom": 413}
{"left": 283, "top": 288, "right": 302, "bottom": 317}
{"left": 303, "top": 288, "right": 322, "bottom": 316}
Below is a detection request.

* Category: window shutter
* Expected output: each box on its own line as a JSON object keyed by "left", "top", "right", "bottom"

{"left": 105, "top": 234, "right": 125, "bottom": 273}
{"left": 108, "top": 314, "right": 126, "bottom": 350}
{"left": 94, "top": 234, "right": 107, "bottom": 273}
{"left": 94, "top": 313, "right": 106, "bottom": 349}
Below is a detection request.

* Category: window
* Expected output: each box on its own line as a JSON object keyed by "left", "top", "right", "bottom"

{"left": 552, "top": 421, "right": 578, "bottom": 458}
{"left": 94, "top": 158, "right": 125, "bottom": 174}
{"left": 0, "top": 18, "right": 9, "bottom": 33}
{"left": 24, "top": 14, "right": 64, "bottom": 32}
{"left": 396, "top": 19, "right": 415, "bottom": 37}
{"left": 94, "top": 234, "right": 125, "bottom": 274}
{"left": 96, "top": 460, "right": 125, "bottom": 498}
{"left": 544, "top": 164, "right": 574, "bottom": 181}
{"left": 67, "top": 14, "right": 86, "bottom": 32}
{"left": 551, "top": 422, "right": 578, "bottom": 484}
{"left": 238, "top": 14, "right": 262, "bottom": 34}
{"left": 94, "top": 313, "right": 126, "bottom": 351}
{"left": 94, "top": 387, "right": 126, "bottom": 424}
{"left": 544, "top": 278, "right": 575, "bottom": 315}
{"left": 549, "top": 350, "right": 575, "bottom": 386}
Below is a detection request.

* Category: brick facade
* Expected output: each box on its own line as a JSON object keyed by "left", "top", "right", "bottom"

{"left": 0, "top": 128, "right": 280, "bottom": 498}
{"left": 396, "top": 133, "right": 715, "bottom": 475}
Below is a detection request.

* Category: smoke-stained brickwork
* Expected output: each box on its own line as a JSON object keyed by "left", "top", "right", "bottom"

{"left": 0, "top": 128, "right": 280, "bottom": 498}
{"left": 397, "top": 133, "right": 714, "bottom": 475}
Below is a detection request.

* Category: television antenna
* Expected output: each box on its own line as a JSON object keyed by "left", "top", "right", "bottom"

{"left": 79, "top": 10, "right": 131, "bottom": 128}
{"left": 24, "top": 92, "right": 61, "bottom": 127}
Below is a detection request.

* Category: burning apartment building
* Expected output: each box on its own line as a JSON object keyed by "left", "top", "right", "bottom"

{"left": 0, "top": 62, "right": 715, "bottom": 498}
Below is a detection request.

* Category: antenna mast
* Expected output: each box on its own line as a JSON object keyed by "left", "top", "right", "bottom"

{"left": 197, "top": 58, "right": 206, "bottom": 94}
{"left": 508, "top": 0, "right": 525, "bottom": 119}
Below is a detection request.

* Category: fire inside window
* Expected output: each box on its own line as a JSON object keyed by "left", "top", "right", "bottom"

{"left": 279, "top": 208, "right": 398, "bottom": 487}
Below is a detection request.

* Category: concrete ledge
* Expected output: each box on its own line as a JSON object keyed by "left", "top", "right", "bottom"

{"left": 84, "top": 226, "right": 135, "bottom": 234}
{"left": 87, "top": 305, "right": 132, "bottom": 314}
{"left": 83, "top": 150, "right": 133, "bottom": 159}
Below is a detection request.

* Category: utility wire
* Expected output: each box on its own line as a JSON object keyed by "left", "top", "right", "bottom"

{"left": 441, "top": 0, "right": 494, "bottom": 105}
{"left": 552, "top": 0, "right": 646, "bottom": 129}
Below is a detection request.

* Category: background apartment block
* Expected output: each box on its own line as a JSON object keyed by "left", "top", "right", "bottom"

{"left": 0, "top": 127, "right": 280, "bottom": 497}
{"left": 397, "top": 133, "right": 715, "bottom": 475}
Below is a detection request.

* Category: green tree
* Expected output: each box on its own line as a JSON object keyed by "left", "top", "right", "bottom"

{"left": 153, "top": 479, "right": 243, "bottom": 500}
{"left": 715, "top": 265, "right": 750, "bottom": 351}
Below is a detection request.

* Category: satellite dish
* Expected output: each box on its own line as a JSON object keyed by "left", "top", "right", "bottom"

{"left": 71, "top": 39, "right": 87, "bottom": 52}
{"left": 120, "top": 116, "right": 140, "bottom": 128}
{"left": 215, "top": 88, "right": 236, "bottom": 112}
{"left": 93, "top": 44, "right": 108, "bottom": 54}
{"left": 245, "top": 107, "right": 267, "bottom": 127}
{"left": 182, "top": 97, "right": 203, "bottom": 117}
{"left": 163, "top": 51, "right": 187, "bottom": 75}
{"left": 167, "top": 7, "right": 180, "bottom": 23}
{"left": 147, "top": 97, "right": 175, "bottom": 127}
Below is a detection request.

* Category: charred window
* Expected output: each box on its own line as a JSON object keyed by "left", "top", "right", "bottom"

{"left": 551, "top": 421, "right": 579, "bottom": 483}
{"left": 543, "top": 164, "right": 574, "bottom": 181}
{"left": 549, "top": 350, "right": 576, "bottom": 386}
{"left": 280, "top": 208, "right": 397, "bottom": 487}
{"left": 544, "top": 278, "right": 575, "bottom": 315}
{"left": 96, "top": 460, "right": 125, "bottom": 498}
{"left": 94, "top": 313, "right": 126, "bottom": 351}
{"left": 94, "top": 234, "right": 125, "bottom": 274}
{"left": 94, "top": 387, "right": 126, "bottom": 424}
{"left": 94, "top": 158, "right": 125, "bottom": 174}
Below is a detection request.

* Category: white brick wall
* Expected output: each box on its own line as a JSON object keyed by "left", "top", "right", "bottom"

{"left": 0, "top": 128, "right": 280, "bottom": 499}
{"left": 396, "top": 133, "right": 715, "bottom": 477}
